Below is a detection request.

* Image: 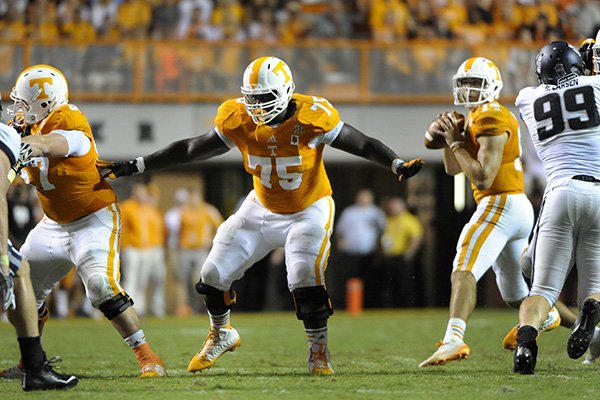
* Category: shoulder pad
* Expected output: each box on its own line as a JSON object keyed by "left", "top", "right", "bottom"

{"left": 515, "top": 86, "right": 537, "bottom": 108}
{"left": 295, "top": 94, "right": 341, "bottom": 133}
{"left": 471, "top": 102, "right": 514, "bottom": 136}
{"left": 40, "top": 104, "right": 89, "bottom": 135}
{"left": 215, "top": 98, "right": 247, "bottom": 132}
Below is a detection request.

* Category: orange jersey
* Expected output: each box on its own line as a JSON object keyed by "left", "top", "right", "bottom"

{"left": 147, "top": 205, "right": 165, "bottom": 247}
{"left": 24, "top": 104, "right": 117, "bottom": 224}
{"left": 464, "top": 101, "right": 524, "bottom": 203}
{"left": 179, "top": 204, "right": 223, "bottom": 249}
{"left": 120, "top": 199, "right": 152, "bottom": 248}
{"left": 215, "top": 93, "right": 342, "bottom": 213}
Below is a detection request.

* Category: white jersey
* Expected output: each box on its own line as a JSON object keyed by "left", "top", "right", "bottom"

{"left": 516, "top": 75, "right": 600, "bottom": 187}
{"left": 0, "top": 122, "right": 21, "bottom": 166}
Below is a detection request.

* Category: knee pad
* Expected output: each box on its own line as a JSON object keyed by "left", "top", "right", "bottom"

{"left": 98, "top": 292, "right": 134, "bottom": 320}
{"left": 38, "top": 302, "right": 49, "bottom": 323}
{"left": 291, "top": 286, "right": 333, "bottom": 322}
{"left": 195, "top": 281, "right": 236, "bottom": 315}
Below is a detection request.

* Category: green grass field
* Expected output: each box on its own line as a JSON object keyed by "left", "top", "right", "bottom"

{"left": 0, "top": 309, "right": 598, "bottom": 399}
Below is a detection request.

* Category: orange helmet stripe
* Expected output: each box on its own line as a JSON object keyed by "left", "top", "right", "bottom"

{"left": 249, "top": 57, "right": 270, "bottom": 86}
{"left": 464, "top": 57, "right": 477, "bottom": 71}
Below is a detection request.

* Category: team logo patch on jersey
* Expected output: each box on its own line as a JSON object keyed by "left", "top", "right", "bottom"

{"left": 291, "top": 135, "right": 299, "bottom": 145}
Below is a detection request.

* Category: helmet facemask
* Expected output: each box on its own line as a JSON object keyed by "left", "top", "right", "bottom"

{"left": 593, "top": 43, "right": 600, "bottom": 75}
{"left": 241, "top": 84, "right": 293, "bottom": 125}
{"left": 453, "top": 74, "right": 501, "bottom": 107}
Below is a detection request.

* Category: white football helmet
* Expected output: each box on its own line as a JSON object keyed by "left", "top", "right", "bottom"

{"left": 453, "top": 57, "right": 503, "bottom": 107}
{"left": 7, "top": 64, "right": 69, "bottom": 128}
{"left": 593, "top": 29, "right": 600, "bottom": 75}
{"left": 241, "top": 56, "right": 295, "bottom": 125}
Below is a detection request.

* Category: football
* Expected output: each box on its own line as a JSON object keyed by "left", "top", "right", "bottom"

{"left": 424, "top": 112, "right": 466, "bottom": 149}
{"left": 424, "top": 117, "right": 447, "bottom": 149}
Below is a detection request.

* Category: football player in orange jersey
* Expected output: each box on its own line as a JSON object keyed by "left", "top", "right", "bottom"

{"left": 0, "top": 100, "right": 78, "bottom": 391}
{"left": 98, "top": 56, "right": 424, "bottom": 375}
{"left": 418, "top": 57, "right": 560, "bottom": 368}
{"left": 2, "top": 65, "right": 166, "bottom": 379}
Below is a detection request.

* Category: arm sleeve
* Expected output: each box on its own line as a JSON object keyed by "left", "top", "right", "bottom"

{"left": 53, "top": 130, "right": 91, "bottom": 157}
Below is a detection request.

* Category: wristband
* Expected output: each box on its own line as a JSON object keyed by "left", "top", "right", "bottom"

{"left": 0, "top": 254, "right": 9, "bottom": 267}
{"left": 450, "top": 141, "right": 464, "bottom": 152}
{"left": 135, "top": 157, "right": 146, "bottom": 174}
{"left": 391, "top": 158, "right": 404, "bottom": 175}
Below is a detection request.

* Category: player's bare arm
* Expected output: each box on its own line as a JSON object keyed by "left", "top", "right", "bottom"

{"left": 22, "top": 132, "right": 70, "bottom": 158}
{"left": 331, "top": 123, "right": 424, "bottom": 181}
{"left": 435, "top": 112, "right": 507, "bottom": 189}
{"left": 98, "top": 129, "right": 229, "bottom": 179}
{"left": 446, "top": 133, "right": 507, "bottom": 190}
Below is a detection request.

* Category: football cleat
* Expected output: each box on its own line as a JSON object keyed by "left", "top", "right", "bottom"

{"left": 503, "top": 306, "right": 561, "bottom": 350}
{"left": 0, "top": 364, "right": 24, "bottom": 380}
{"left": 567, "top": 298, "right": 600, "bottom": 359}
{"left": 513, "top": 343, "right": 537, "bottom": 375}
{"left": 187, "top": 325, "right": 241, "bottom": 373}
{"left": 418, "top": 341, "right": 470, "bottom": 367}
{"left": 583, "top": 329, "right": 600, "bottom": 364}
{"left": 140, "top": 362, "right": 167, "bottom": 378}
{"left": 307, "top": 343, "right": 334, "bottom": 375}
{"left": 22, "top": 358, "right": 78, "bottom": 391}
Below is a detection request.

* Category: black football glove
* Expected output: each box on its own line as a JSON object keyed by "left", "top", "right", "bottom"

{"left": 96, "top": 157, "right": 145, "bottom": 179}
{"left": 580, "top": 38, "right": 595, "bottom": 76}
{"left": 396, "top": 158, "right": 424, "bottom": 182}
{"left": 8, "top": 142, "right": 34, "bottom": 183}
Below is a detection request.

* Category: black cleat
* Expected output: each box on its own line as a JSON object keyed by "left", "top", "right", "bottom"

{"left": 513, "top": 344, "right": 537, "bottom": 374}
{"left": 567, "top": 298, "right": 600, "bottom": 359}
{"left": 22, "top": 358, "right": 78, "bottom": 391}
{"left": 513, "top": 325, "right": 538, "bottom": 375}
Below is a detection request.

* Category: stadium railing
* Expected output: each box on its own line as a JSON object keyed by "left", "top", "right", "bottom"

{"left": 0, "top": 39, "right": 542, "bottom": 104}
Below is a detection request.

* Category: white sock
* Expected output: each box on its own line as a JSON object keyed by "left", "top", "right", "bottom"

{"left": 209, "top": 310, "right": 231, "bottom": 329}
{"left": 54, "top": 290, "right": 69, "bottom": 319}
{"left": 306, "top": 327, "right": 328, "bottom": 347}
{"left": 124, "top": 329, "right": 147, "bottom": 348}
{"left": 443, "top": 318, "right": 466, "bottom": 343}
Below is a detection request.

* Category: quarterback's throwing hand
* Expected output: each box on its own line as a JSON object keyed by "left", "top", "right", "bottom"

{"left": 96, "top": 157, "right": 144, "bottom": 179}
{"left": 397, "top": 158, "right": 425, "bottom": 182}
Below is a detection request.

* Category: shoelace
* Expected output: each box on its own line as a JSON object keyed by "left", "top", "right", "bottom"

{"left": 46, "top": 356, "right": 63, "bottom": 369}
{"left": 201, "top": 328, "right": 220, "bottom": 352}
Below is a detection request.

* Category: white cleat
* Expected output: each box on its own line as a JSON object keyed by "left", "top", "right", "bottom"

{"left": 187, "top": 325, "right": 241, "bottom": 373}
{"left": 307, "top": 343, "right": 334, "bottom": 375}
{"left": 583, "top": 329, "right": 600, "bottom": 365}
{"left": 418, "top": 341, "right": 470, "bottom": 367}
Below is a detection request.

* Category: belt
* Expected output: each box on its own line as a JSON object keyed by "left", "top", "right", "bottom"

{"left": 572, "top": 175, "right": 600, "bottom": 183}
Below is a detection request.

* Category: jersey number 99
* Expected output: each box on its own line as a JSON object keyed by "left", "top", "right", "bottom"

{"left": 534, "top": 86, "right": 600, "bottom": 140}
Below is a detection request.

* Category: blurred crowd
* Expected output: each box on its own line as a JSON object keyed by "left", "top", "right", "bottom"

{"left": 0, "top": 0, "right": 598, "bottom": 43}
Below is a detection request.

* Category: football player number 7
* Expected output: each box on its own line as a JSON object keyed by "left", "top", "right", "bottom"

{"left": 36, "top": 158, "right": 56, "bottom": 191}
{"left": 534, "top": 86, "right": 600, "bottom": 140}
{"left": 248, "top": 155, "right": 302, "bottom": 190}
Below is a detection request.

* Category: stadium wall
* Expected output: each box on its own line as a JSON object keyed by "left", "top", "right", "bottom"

{"left": 78, "top": 103, "right": 533, "bottom": 161}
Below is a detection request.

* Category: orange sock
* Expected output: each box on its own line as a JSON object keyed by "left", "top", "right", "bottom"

{"left": 133, "top": 343, "right": 163, "bottom": 367}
